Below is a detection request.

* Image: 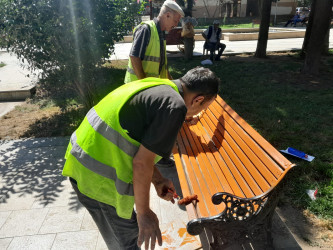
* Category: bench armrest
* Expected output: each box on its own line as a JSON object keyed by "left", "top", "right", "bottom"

{"left": 187, "top": 191, "right": 279, "bottom": 236}
{"left": 211, "top": 192, "right": 269, "bottom": 221}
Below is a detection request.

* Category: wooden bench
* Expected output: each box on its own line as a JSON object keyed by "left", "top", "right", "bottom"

{"left": 173, "top": 95, "right": 295, "bottom": 249}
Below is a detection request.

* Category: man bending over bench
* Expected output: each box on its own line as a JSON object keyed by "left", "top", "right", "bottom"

{"left": 62, "top": 67, "right": 220, "bottom": 250}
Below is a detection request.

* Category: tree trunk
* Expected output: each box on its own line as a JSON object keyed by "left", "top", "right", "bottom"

{"left": 255, "top": 0, "right": 272, "bottom": 58}
{"left": 183, "top": 37, "right": 194, "bottom": 60}
{"left": 302, "top": 0, "right": 333, "bottom": 74}
{"left": 300, "top": 0, "right": 317, "bottom": 59}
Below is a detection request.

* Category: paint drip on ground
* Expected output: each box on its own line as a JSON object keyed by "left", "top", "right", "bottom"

{"left": 161, "top": 222, "right": 200, "bottom": 249}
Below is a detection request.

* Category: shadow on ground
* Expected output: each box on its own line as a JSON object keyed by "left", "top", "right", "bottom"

{"left": 0, "top": 137, "right": 81, "bottom": 211}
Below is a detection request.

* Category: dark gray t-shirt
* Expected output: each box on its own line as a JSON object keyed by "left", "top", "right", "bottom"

{"left": 119, "top": 82, "right": 186, "bottom": 158}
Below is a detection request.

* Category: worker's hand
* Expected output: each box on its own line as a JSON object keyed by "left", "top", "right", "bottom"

{"left": 137, "top": 209, "right": 162, "bottom": 250}
{"left": 154, "top": 178, "right": 176, "bottom": 203}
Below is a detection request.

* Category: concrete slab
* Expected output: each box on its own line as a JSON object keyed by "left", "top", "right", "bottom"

{"left": 0, "top": 237, "right": 13, "bottom": 249}
{"left": 0, "top": 50, "right": 38, "bottom": 101}
{"left": 7, "top": 234, "right": 56, "bottom": 250}
{"left": 39, "top": 206, "right": 85, "bottom": 234}
{"left": 0, "top": 208, "right": 49, "bottom": 238}
{"left": 0, "top": 86, "right": 36, "bottom": 101}
{"left": 51, "top": 230, "right": 99, "bottom": 250}
{"left": 0, "top": 211, "right": 11, "bottom": 229}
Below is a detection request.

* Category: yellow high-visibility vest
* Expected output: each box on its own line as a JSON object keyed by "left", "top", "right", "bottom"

{"left": 62, "top": 78, "right": 179, "bottom": 219}
{"left": 124, "top": 21, "right": 168, "bottom": 83}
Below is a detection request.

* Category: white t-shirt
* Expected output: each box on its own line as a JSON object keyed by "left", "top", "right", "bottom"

{"left": 203, "top": 27, "right": 221, "bottom": 43}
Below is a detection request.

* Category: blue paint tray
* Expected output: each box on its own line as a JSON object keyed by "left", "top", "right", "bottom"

{"left": 280, "top": 147, "right": 315, "bottom": 162}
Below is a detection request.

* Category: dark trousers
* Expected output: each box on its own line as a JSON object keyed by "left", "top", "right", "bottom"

{"left": 206, "top": 42, "right": 226, "bottom": 60}
{"left": 70, "top": 178, "right": 140, "bottom": 250}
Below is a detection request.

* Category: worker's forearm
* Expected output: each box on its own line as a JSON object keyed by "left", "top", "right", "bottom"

{"left": 130, "top": 56, "right": 146, "bottom": 80}
{"left": 133, "top": 161, "right": 154, "bottom": 214}
{"left": 152, "top": 166, "right": 164, "bottom": 185}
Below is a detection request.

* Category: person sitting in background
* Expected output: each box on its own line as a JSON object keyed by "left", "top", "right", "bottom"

{"left": 284, "top": 12, "right": 303, "bottom": 27}
{"left": 202, "top": 20, "right": 226, "bottom": 61}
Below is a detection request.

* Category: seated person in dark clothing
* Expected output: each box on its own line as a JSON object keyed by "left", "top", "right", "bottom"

{"left": 284, "top": 12, "right": 304, "bottom": 27}
{"left": 202, "top": 20, "right": 226, "bottom": 61}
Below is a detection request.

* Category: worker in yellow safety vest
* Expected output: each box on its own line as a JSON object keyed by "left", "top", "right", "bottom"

{"left": 124, "top": 0, "right": 184, "bottom": 84}
{"left": 63, "top": 67, "right": 220, "bottom": 250}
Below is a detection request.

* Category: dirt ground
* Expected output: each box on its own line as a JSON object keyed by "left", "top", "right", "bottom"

{"left": 277, "top": 205, "right": 333, "bottom": 249}
{"left": 0, "top": 52, "right": 332, "bottom": 248}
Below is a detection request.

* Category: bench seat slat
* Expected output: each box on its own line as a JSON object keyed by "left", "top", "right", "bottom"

{"left": 183, "top": 125, "right": 223, "bottom": 197}
{"left": 205, "top": 106, "right": 278, "bottom": 190}
{"left": 199, "top": 113, "right": 259, "bottom": 198}
{"left": 178, "top": 127, "right": 218, "bottom": 217}
{"left": 173, "top": 135, "right": 198, "bottom": 221}
{"left": 190, "top": 123, "right": 235, "bottom": 196}
{"left": 211, "top": 100, "right": 284, "bottom": 179}
{"left": 193, "top": 121, "right": 246, "bottom": 197}
{"left": 175, "top": 131, "right": 209, "bottom": 218}
{"left": 215, "top": 96, "right": 293, "bottom": 170}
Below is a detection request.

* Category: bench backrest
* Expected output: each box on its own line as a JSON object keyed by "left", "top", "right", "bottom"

{"left": 173, "top": 96, "right": 295, "bottom": 218}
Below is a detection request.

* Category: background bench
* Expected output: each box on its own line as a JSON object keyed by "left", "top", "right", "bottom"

{"left": 173, "top": 95, "right": 295, "bottom": 249}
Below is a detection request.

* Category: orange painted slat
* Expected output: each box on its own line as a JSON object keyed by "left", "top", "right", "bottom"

{"left": 193, "top": 120, "right": 247, "bottom": 197}
{"left": 205, "top": 105, "right": 275, "bottom": 191}
{"left": 172, "top": 139, "right": 198, "bottom": 222}
{"left": 182, "top": 125, "right": 220, "bottom": 216}
{"left": 215, "top": 96, "right": 294, "bottom": 170}
{"left": 189, "top": 123, "right": 234, "bottom": 196}
{"left": 184, "top": 124, "right": 228, "bottom": 215}
{"left": 211, "top": 100, "right": 284, "bottom": 179}
{"left": 199, "top": 115, "right": 253, "bottom": 198}
{"left": 177, "top": 127, "right": 212, "bottom": 218}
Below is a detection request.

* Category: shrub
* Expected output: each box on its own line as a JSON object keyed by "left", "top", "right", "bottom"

{"left": 0, "top": 0, "right": 144, "bottom": 108}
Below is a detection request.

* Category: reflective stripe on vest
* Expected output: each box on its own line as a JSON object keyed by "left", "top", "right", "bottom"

{"left": 86, "top": 107, "right": 138, "bottom": 157}
{"left": 124, "top": 21, "right": 168, "bottom": 83}
{"left": 63, "top": 78, "right": 180, "bottom": 219}
{"left": 69, "top": 132, "right": 134, "bottom": 196}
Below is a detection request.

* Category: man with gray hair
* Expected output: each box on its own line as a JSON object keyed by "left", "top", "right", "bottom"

{"left": 124, "top": 0, "right": 184, "bottom": 83}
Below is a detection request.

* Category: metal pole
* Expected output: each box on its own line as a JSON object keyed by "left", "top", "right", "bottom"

{"left": 150, "top": 0, "right": 153, "bottom": 20}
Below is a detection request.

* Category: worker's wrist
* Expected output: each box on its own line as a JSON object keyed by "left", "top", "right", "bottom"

{"left": 136, "top": 206, "right": 151, "bottom": 215}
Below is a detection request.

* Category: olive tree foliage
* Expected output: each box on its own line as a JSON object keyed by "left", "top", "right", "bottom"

{"left": 0, "top": 0, "right": 144, "bottom": 108}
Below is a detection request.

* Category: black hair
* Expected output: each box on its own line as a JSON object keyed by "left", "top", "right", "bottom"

{"left": 180, "top": 67, "right": 220, "bottom": 102}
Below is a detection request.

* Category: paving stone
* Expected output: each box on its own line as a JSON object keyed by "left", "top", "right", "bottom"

{"left": 7, "top": 234, "right": 56, "bottom": 250}
{"left": 81, "top": 210, "right": 98, "bottom": 231}
{"left": 0, "top": 211, "right": 11, "bottom": 228}
{"left": 0, "top": 190, "right": 36, "bottom": 211}
{"left": 0, "top": 208, "right": 49, "bottom": 238}
{"left": 0, "top": 237, "right": 13, "bottom": 249}
{"left": 31, "top": 179, "right": 78, "bottom": 209}
{"left": 39, "top": 206, "right": 85, "bottom": 234}
{"left": 51, "top": 230, "right": 99, "bottom": 250}
{"left": 95, "top": 233, "right": 108, "bottom": 250}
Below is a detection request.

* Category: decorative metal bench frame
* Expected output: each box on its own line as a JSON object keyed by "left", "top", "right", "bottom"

{"left": 173, "top": 95, "right": 295, "bottom": 249}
